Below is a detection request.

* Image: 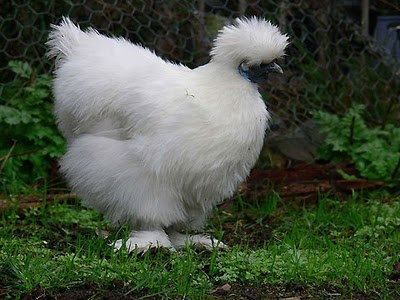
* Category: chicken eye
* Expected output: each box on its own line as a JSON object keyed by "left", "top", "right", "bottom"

{"left": 239, "top": 61, "right": 249, "bottom": 72}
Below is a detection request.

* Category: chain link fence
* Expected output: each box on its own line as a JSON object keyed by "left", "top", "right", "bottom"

{"left": 1, "top": 0, "right": 399, "bottom": 163}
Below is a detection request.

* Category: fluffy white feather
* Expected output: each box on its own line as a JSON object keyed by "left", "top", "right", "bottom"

{"left": 47, "top": 16, "right": 288, "bottom": 251}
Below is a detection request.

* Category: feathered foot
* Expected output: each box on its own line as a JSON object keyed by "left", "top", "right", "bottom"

{"left": 111, "top": 230, "right": 175, "bottom": 254}
{"left": 168, "top": 232, "right": 228, "bottom": 250}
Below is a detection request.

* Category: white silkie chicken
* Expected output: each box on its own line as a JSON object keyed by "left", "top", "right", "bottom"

{"left": 47, "top": 16, "right": 289, "bottom": 252}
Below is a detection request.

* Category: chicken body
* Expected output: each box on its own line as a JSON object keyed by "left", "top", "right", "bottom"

{"left": 48, "top": 17, "right": 288, "bottom": 251}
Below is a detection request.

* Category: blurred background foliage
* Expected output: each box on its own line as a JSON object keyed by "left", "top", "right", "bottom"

{"left": 0, "top": 0, "right": 399, "bottom": 191}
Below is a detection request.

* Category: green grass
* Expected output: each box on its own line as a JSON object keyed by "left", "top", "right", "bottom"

{"left": 1, "top": 191, "right": 399, "bottom": 299}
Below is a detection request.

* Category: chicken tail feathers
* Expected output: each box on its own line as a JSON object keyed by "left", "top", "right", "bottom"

{"left": 46, "top": 17, "right": 82, "bottom": 64}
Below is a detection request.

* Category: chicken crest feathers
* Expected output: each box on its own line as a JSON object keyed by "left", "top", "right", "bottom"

{"left": 210, "top": 16, "right": 289, "bottom": 65}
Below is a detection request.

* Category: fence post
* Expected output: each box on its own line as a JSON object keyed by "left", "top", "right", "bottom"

{"left": 361, "top": 0, "right": 369, "bottom": 36}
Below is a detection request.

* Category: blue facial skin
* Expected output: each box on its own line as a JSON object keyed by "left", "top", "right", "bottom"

{"left": 239, "top": 61, "right": 283, "bottom": 84}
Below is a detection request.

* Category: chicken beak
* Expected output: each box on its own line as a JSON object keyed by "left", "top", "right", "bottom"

{"left": 267, "top": 62, "right": 283, "bottom": 74}
{"left": 245, "top": 61, "right": 284, "bottom": 84}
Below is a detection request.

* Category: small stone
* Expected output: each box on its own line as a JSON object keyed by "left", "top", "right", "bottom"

{"left": 220, "top": 283, "right": 231, "bottom": 291}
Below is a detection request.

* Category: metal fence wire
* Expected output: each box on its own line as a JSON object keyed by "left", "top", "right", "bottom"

{"left": 1, "top": 0, "right": 399, "bottom": 163}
